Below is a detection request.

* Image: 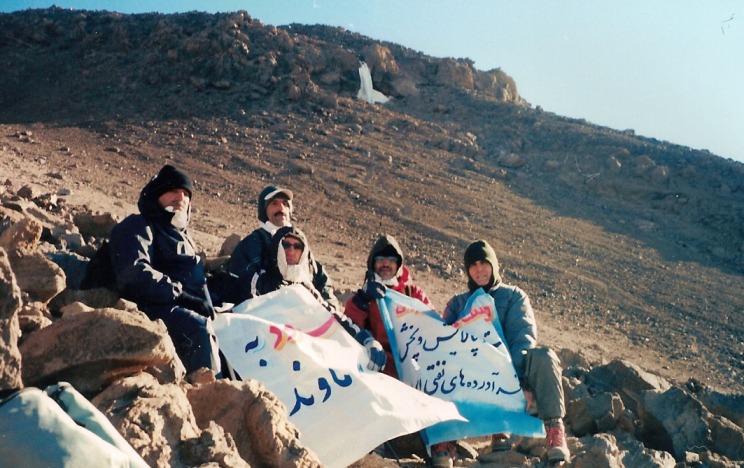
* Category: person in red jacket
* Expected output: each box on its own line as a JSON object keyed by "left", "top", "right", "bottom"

{"left": 344, "top": 235, "right": 430, "bottom": 379}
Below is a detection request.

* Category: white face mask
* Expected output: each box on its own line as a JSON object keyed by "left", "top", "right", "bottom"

{"left": 165, "top": 206, "right": 189, "bottom": 230}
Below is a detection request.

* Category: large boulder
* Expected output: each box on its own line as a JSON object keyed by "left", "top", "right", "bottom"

{"left": 640, "top": 386, "right": 744, "bottom": 461}
{"left": 93, "top": 372, "right": 246, "bottom": 467}
{"left": 0, "top": 248, "right": 23, "bottom": 391}
{"left": 586, "top": 359, "right": 671, "bottom": 413}
{"left": 8, "top": 251, "right": 66, "bottom": 303}
{"left": 187, "top": 379, "right": 322, "bottom": 467}
{"left": 19, "top": 307, "right": 185, "bottom": 394}
{"left": 0, "top": 214, "right": 42, "bottom": 256}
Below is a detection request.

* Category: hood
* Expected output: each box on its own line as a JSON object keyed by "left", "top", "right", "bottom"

{"left": 270, "top": 226, "right": 312, "bottom": 283}
{"left": 367, "top": 235, "right": 404, "bottom": 278}
{"left": 137, "top": 164, "right": 193, "bottom": 222}
{"left": 464, "top": 239, "right": 502, "bottom": 291}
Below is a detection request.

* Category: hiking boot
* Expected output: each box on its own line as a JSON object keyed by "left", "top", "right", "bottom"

{"left": 544, "top": 419, "right": 570, "bottom": 462}
{"left": 430, "top": 441, "right": 456, "bottom": 468}
{"left": 490, "top": 433, "right": 511, "bottom": 451}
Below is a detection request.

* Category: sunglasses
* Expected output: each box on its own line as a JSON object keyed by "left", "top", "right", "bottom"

{"left": 281, "top": 240, "right": 304, "bottom": 250}
{"left": 374, "top": 255, "right": 398, "bottom": 263}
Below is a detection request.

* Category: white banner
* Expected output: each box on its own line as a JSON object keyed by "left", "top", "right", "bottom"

{"left": 379, "top": 289, "right": 545, "bottom": 446}
{"left": 213, "top": 285, "right": 464, "bottom": 468}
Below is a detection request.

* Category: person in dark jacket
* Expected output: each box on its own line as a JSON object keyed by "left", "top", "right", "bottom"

{"left": 344, "top": 235, "right": 431, "bottom": 378}
{"left": 229, "top": 185, "right": 293, "bottom": 276}
{"left": 228, "top": 185, "right": 337, "bottom": 306}
{"left": 108, "top": 164, "right": 220, "bottom": 376}
{"left": 246, "top": 226, "right": 386, "bottom": 372}
{"left": 440, "top": 240, "right": 569, "bottom": 464}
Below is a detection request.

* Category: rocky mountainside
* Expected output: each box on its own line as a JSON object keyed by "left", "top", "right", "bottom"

{"left": 1, "top": 3, "right": 742, "bottom": 408}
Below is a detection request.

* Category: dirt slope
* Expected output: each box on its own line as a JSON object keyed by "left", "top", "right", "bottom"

{"left": 1, "top": 8, "right": 742, "bottom": 394}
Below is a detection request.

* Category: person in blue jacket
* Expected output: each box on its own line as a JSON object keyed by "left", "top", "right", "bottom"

{"left": 108, "top": 164, "right": 220, "bottom": 376}
{"left": 438, "top": 239, "right": 569, "bottom": 465}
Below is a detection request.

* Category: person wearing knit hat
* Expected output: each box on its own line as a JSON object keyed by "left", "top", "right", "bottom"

{"left": 228, "top": 184, "right": 293, "bottom": 280}
{"left": 228, "top": 185, "right": 337, "bottom": 308}
{"left": 343, "top": 234, "right": 431, "bottom": 379}
{"left": 107, "top": 164, "right": 222, "bottom": 377}
{"left": 439, "top": 239, "right": 570, "bottom": 465}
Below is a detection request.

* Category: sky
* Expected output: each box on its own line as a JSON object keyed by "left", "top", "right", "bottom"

{"left": 3, "top": 1, "right": 743, "bottom": 163}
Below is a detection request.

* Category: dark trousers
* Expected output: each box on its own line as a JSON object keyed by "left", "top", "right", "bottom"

{"left": 151, "top": 306, "right": 221, "bottom": 375}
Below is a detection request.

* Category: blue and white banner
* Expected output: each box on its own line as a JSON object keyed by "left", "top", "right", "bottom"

{"left": 379, "top": 289, "right": 545, "bottom": 446}
{"left": 213, "top": 285, "right": 464, "bottom": 468}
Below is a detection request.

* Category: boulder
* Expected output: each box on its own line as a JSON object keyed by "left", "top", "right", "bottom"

{"left": 566, "top": 392, "right": 624, "bottom": 436}
{"left": 72, "top": 211, "right": 120, "bottom": 238}
{"left": 17, "top": 301, "right": 52, "bottom": 336}
{"left": 92, "top": 372, "right": 245, "bottom": 467}
{"left": 0, "top": 248, "right": 23, "bottom": 391}
{"left": 19, "top": 308, "right": 185, "bottom": 394}
{"left": 8, "top": 251, "right": 67, "bottom": 303}
{"left": 571, "top": 433, "right": 623, "bottom": 468}
{"left": 0, "top": 215, "right": 42, "bottom": 256}
{"left": 187, "top": 379, "right": 322, "bottom": 467}
{"left": 639, "top": 387, "right": 744, "bottom": 460}
{"left": 218, "top": 233, "right": 241, "bottom": 257}
{"left": 48, "top": 287, "right": 123, "bottom": 315}
{"left": 586, "top": 359, "right": 671, "bottom": 413}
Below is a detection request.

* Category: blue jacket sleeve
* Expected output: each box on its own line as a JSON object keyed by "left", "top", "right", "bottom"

{"left": 228, "top": 229, "right": 267, "bottom": 276}
{"left": 495, "top": 285, "right": 538, "bottom": 377}
{"left": 108, "top": 216, "right": 182, "bottom": 306}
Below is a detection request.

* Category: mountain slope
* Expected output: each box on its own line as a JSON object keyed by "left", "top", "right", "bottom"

{"left": 1, "top": 7, "right": 742, "bottom": 393}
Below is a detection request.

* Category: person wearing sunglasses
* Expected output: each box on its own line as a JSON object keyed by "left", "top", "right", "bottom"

{"left": 343, "top": 235, "right": 431, "bottom": 379}
{"left": 243, "top": 226, "right": 386, "bottom": 372}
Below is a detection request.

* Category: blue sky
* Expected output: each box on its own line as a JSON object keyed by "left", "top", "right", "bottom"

{"left": 3, "top": 1, "right": 742, "bottom": 163}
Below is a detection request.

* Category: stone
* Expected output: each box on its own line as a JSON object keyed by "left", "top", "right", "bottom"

{"left": 19, "top": 307, "right": 185, "bottom": 394}
{"left": 48, "top": 287, "right": 122, "bottom": 315}
{"left": 587, "top": 359, "right": 671, "bottom": 413}
{"left": 218, "top": 233, "right": 241, "bottom": 257}
{"left": 92, "top": 373, "right": 204, "bottom": 467}
{"left": 72, "top": 211, "right": 120, "bottom": 238}
{"left": 0, "top": 215, "right": 42, "bottom": 257}
{"left": 9, "top": 251, "right": 66, "bottom": 303}
{"left": 0, "top": 248, "right": 23, "bottom": 391}
{"left": 187, "top": 379, "right": 322, "bottom": 467}
{"left": 179, "top": 421, "right": 249, "bottom": 467}
{"left": 640, "top": 386, "right": 710, "bottom": 460}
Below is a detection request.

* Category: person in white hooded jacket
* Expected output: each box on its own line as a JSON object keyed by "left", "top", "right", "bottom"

{"left": 244, "top": 226, "right": 387, "bottom": 373}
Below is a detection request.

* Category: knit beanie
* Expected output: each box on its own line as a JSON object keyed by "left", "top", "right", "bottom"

{"left": 145, "top": 164, "right": 194, "bottom": 199}
{"left": 257, "top": 185, "right": 293, "bottom": 222}
{"left": 464, "top": 239, "right": 502, "bottom": 291}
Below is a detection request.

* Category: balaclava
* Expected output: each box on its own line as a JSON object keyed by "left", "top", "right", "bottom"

{"left": 273, "top": 226, "right": 312, "bottom": 284}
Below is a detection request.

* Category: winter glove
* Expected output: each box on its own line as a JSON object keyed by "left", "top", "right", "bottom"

{"left": 358, "top": 272, "right": 387, "bottom": 301}
{"left": 355, "top": 329, "right": 386, "bottom": 372}
{"left": 175, "top": 292, "right": 215, "bottom": 319}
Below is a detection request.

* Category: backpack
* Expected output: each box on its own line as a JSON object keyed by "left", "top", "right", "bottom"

{"left": 80, "top": 240, "right": 117, "bottom": 290}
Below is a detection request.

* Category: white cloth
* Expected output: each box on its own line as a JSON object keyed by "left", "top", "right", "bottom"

{"left": 214, "top": 285, "right": 463, "bottom": 468}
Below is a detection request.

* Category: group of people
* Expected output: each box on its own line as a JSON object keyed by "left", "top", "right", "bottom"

{"left": 101, "top": 164, "right": 569, "bottom": 467}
